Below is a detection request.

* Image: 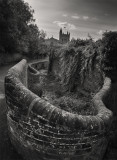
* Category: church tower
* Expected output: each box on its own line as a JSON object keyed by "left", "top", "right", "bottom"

{"left": 59, "top": 28, "right": 70, "bottom": 44}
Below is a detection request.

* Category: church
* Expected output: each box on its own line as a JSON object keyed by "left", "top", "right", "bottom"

{"left": 59, "top": 28, "right": 70, "bottom": 44}
{"left": 45, "top": 28, "right": 70, "bottom": 45}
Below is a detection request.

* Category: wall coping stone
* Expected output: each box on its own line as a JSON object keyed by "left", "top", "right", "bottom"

{"left": 4, "top": 59, "right": 114, "bottom": 160}
{"left": 5, "top": 59, "right": 113, "bottom": 133}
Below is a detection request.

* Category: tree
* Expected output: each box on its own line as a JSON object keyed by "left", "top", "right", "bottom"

{"left": 0, "top": 0, "right": 33, "bottom": 53}
{"left": 26, "top": 24, "right": 40, "bottom": 57}
{"left": 39, "top": 30, "right": 47, "bottom": 40}
{"left": 0, "top": 0, "right": 44, "bottom": 59}
{"left": 69, "top": 38, "right": 90, "bottom": 48}
{"left": 101, "top": 31, "right": 117, "bottom": 81}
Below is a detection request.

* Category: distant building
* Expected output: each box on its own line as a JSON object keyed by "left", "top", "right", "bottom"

{"left": 59, "top": 28, "right": 70, "bottom": 44}
{"left": 45, "top": 29, "right": 70, "bottom": 46}
{"left": 45, "top": 36, "right": 59, "bottom": 46}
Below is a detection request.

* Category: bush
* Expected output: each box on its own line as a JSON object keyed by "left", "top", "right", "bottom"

{"left": 60, "top": 47, "right": 82, "bottom": 91}
{"left": 48, "top": 38, "right": 104, "bottom": 92}
{"left": 53, "top": 96, "right": 96, "bottom": 115}
{"left": 31, "top": 84, "right": 43, "bottom": 97}
{"left": 0, "top": 0, "right": 47, "bottom": 60}
{"left": 80, "top": 42, "right": 103, "bottom": 84}
{"left": 101, "top": 31, "right": 117, "bottom": 81}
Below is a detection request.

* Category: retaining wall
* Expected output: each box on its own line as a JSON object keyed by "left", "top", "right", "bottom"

{"left": 5, "top": 59, "right": 113, "bottom": 160}
{"left": 31, "top": 60, "right": 49, "bottom": 71}
{"left": 83, "top": 67, "right": 104, "bottom": 93}
{"left": 49, "top": 57, "right": 61, "bottom": 77}
{"left": 28, "top": 61, "right": 48, "bottom": 95}
{"left": 49, "top": 57, "right": 103, "bottom": 92}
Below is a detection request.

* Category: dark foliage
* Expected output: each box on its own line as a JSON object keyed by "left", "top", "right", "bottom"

{"left": 60, "top": 46, "right": 82, "bottom": 91}
{"left": 101, "top": 31, "right": 117, "bottom": 81}
{"left": 0, "top": 0, "right": 46, "bottom": 63}
{"left": 80, "top": 41, "right": 102, "bottom": 84}
{"left": 49, "top": 38, "right": 104, "bottom": 92}
{"left": 69, "top": 38, "right": 90, "bottom": 48}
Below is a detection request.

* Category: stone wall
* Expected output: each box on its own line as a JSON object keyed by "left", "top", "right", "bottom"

{"left": 28, "top": 61, "right": 48, "bottom": 96}
{"left": 27, "top": 64, "right": 41, "bottom": 90}
{"left": 49, "top": 57, "right": 61, "bottom": 77}
{"left": 50, "top": 54, "right": 103, "bottom": 93}
{"left": 5, "top": 59, "right": 113, "bottom": 160}
{"left": 83, "top": 67, "right": 104, "bottom": 93}
{"left": 31, "top": 60, "right": 49, "bottom": 71}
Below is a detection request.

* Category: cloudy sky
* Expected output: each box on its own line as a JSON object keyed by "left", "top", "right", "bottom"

{"left": 25, "top": 0, "right": 117, "bottom": 40}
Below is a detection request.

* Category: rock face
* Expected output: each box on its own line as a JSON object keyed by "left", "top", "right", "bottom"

{"left": 5, "top": 59, "right": 113, "bottom": 160}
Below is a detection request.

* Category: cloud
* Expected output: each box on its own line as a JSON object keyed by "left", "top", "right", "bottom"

{"left": 83, "top": 16, "right": 89, "bottom": 20}
{"left": 92, "top": 17, "right": 98, "bottom": 21}
{"left": 71, "top": 15, "right": 97, "bottom": 21}
{"left": 62, "top": 14, "right": 68, "bottom": 17}
{"left": 53, "top": 21, "right": 77, "bottom": 30}
{"left": 71, "top": 15, "right": 80, "bottom": 19}
{"left": 104, "top": 13, "right": 110, "bottom": 16}
{"left": 98, "top": 30, "right": 104, "bottom": 35}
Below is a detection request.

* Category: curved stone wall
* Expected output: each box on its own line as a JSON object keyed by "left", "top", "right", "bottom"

{"left": 31, "top": 60, "right": 49, "bottom": 71}
{"left": 5, "top": 59, "right": 113, "bottom": 160}
{"left": 28, "top": 61, "right": 48, "bottom": 91}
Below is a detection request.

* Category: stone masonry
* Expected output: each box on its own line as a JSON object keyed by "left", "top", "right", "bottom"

{"left": 5, "top": 59, "right": 113, "bottom": 160}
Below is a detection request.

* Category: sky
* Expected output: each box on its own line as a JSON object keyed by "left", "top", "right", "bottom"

{"left": 24, "top": 0, "right": 117, "bottom": 40}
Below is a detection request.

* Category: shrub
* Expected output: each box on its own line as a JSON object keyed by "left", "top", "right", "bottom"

{"left": 53, "top": 96, "right": 96, "bottom": 115}
{"left": 101, "top": 31, "right": 117, "bottom": 81}
{"left": 60, "top": 47, "right": 82, "bottom": 91}
{"left": 80, "top": 42, "right": 103, "bottom": 84}
{"left": 31, "top": 84, "right": 43, "bottom": 97}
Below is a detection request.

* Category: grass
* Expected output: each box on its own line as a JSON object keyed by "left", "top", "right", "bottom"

{"left": 39, "top": 74, "right": 97, "bottom": 115}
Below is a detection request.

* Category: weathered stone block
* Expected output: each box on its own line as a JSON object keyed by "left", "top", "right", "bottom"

{"left": 5, "top": 59, "right": 113, "bottom": 160}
